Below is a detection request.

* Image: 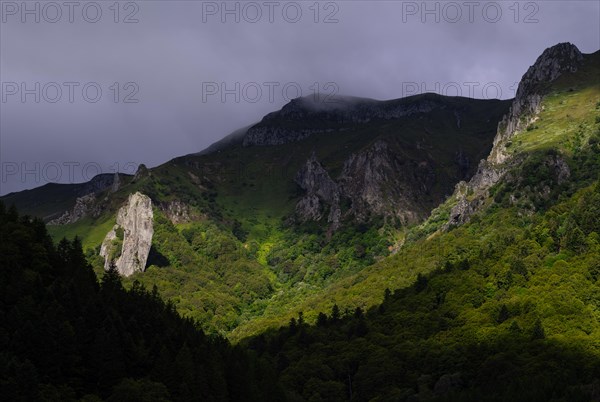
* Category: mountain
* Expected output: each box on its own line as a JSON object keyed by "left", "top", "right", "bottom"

{"left": 240, "top": 43, "right": 600, "bottom": 401}
{"left": 2, "top": 42, "right": 600, "bottom": 401}
{"left": 2, "top": 90, "right": 510, "bottom": 333}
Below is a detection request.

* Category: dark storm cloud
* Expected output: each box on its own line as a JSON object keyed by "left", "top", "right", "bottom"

{"left": 1, "top": 0, "right": 598, "bottom": 194}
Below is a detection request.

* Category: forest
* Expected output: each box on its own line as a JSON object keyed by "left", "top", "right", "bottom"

{"left": 0, "top": 203, "right": 283, "bottom": 401}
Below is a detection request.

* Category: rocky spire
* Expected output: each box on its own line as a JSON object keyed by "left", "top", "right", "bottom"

{"left": 100, "top": 192, "right": 154, "bottom": 277}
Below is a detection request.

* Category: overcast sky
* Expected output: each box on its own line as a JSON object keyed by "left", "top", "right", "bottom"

{"left": 1, "top": 0, "right": 598, "bottom": 195}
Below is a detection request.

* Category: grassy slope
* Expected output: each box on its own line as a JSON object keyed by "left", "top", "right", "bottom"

{"left": 47, "top": 215, "right": 116, "bottom": 250}
{"left": 509, "top": 51, "right": 600, "bottom": 156}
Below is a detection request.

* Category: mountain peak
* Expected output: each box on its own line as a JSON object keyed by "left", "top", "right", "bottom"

{"left": 517, "top": 42, "right": 583, "bottom": 97}
{"left": 488, "top": 42, "right": 584, "bottom": 164}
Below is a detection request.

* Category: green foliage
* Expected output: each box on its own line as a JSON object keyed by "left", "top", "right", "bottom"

{"left": 497, "top": 304, "right": 510, "bottom": 323}
{"left": 415, "top": 273, "right": 428, "bottom": 292}
{"left": 107, "top": 378, "right": 171, "bottom": 402}
{"left": 531, "top": 318, "right": 546, "bottom": 340}
{"left": 244, "top": 178, "right": 600, "bottom": 400}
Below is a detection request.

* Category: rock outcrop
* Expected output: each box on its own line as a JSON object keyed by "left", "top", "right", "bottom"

{"left": 295, "top": 152, "right": 341, "bottom": 229}
{"left": 446, "top": 43, "right": 583, "bottom": 227}
{"left": 83, "top": 173, "right": 122, "bottom": 195}
{"left": 100, "top": 192, "right": 154, "bottom": 277}
{"left": 294, "top": 141, "right": 429, "bottom": 229}
{"left": 133, "top": 164, "right": 149, "bottom": 182}
{"left": 489, "top": 43, "right": 583, "bottom": 165}
{"left": 47, "top": 173, "right": 123, "bottom": 225}
{"left": 338, "top": 140, "right": 424, "bottom": 225}
{"left": 160, "top": 200, "right": 194, "bottom": 224}
{"left": 48, "top": 193, "right": 98, "bottom": 225}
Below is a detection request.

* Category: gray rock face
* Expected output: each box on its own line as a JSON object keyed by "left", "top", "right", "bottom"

{"left": 446, "top": 182, "right": 486, "bottom": 227}
{"left": 100, "top": 192, "right": 154, "bottom": 277}
{"left": 294, "top": 153, "right": 341, "bottom": 228}
{"left": 468, "top": 159, "right": 508, "bottom": 191}
{"left": 295, "top": 194, "right": 326, "bottom": 222}
{"left": 46, "top": 173, "right": 125, "bottom": 225}
{"left": 99, "top": 228, "right": 117, "bottom": 264}
{"left": 489, "top": 43, "right": 583, "bottom": 164}
{"left": 547, "top": 154, "right": 571, "bottom": 184}
{"left": 160, "top": 200, "right": 192, "bottom": 224}
{"left": 338, "top": 140, "right": 423, "bottom": 225}
{"left": 294, "top": 141, "right": 428, "bottom": 229}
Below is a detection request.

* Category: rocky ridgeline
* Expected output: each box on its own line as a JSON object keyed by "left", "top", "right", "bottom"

{"left": 47, "top": 172, "right": 121, "bottom": 225}
{"left": 48, "top": 193, "right": 99, "bottom": 225}
{"left": 447, "top": 43, "right": 583, "bottom": 227}
{"left": 243, "top": 95, "right": 444, "bottom": 147}
{"left": 81, "top": 172, "right": 121, "bottom": 194}
{"left": 100, "top": 192, "right": 154, "bottom": 277}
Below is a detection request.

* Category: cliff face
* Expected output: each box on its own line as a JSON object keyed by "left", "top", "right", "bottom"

{"left": 160, "top": 200, "right": 194, "bottom": 224}
{"left": 337, "top": 140, "right": 426, "bottom": 225}
{"left": 294, "top": 140, "right": 431, "bottom": 229}
{"left": 48, "top": 193, "right": 98, "bottom": 225}
{"left": 100, "top": 192, "right": 154, "bottom": 277}
{"left": 295, "top": 153, "right": 341, "bottom": 228}
{"left": 446, "top": 43, "right": 584, "bottom": 227}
